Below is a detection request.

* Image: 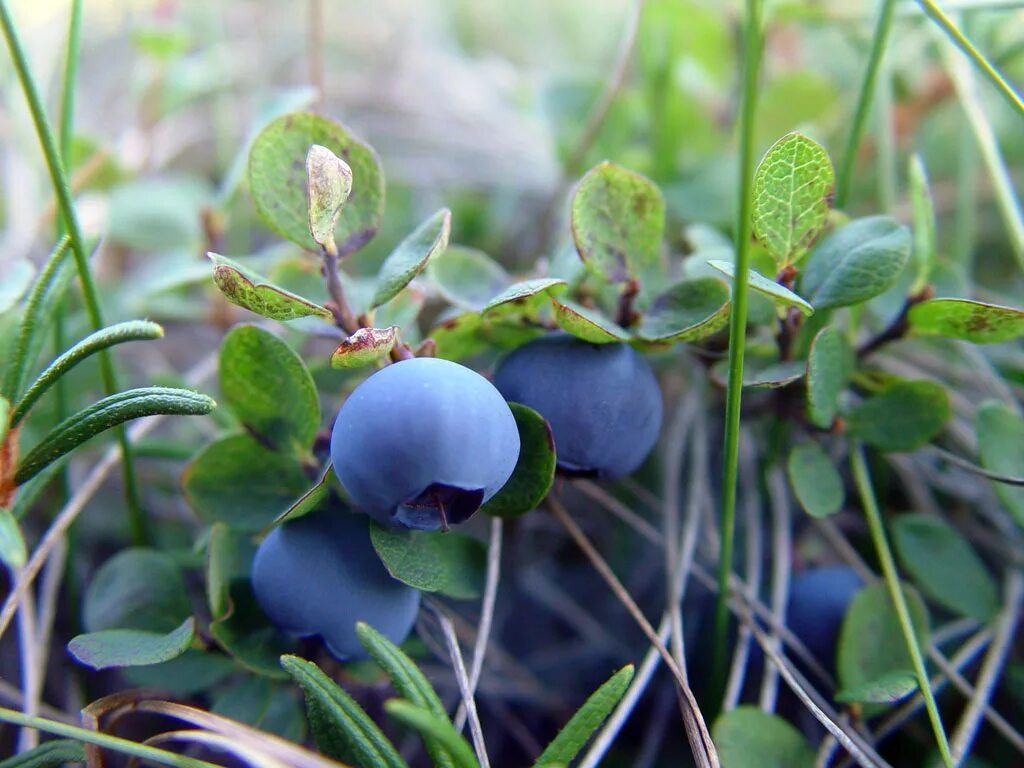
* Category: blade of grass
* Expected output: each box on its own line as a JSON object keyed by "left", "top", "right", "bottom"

{"left": 713, "top": 0, "right": 764, "bottom": 711}
{"left": 835, "top": 0, "right": 898, "bottom": 208}
{"left": 916, "top": 0, "right": 1024, "bottom": 117}
{"left": 850, "top": 442, "right": 953, "bottom": 768}
{"left": 0, "top": 0, "right": 148, "bottom": 544}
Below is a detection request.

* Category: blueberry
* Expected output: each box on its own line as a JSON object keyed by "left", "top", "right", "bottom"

{"left": 331, "top": 357, "right": 520, "bottom": 530}
{"left": 251, "top": 510, "right": 420, "bottom": 661}
{"left": 786, "top": 565, "right": 863, "bottom": 672}
{"left": 493, "top": 334, "right": 662, "bottom": 478}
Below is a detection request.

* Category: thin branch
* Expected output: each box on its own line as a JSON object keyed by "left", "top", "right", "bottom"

{"left": 454, "top": 517, "right": 502, "bottom": 733}
{"left": 438, "top": 613, "right": 491, "bottom": 768}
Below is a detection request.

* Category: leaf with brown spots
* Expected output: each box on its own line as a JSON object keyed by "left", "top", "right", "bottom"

{"left": 908, "top": 298, "right": 1024, "bottom": 344}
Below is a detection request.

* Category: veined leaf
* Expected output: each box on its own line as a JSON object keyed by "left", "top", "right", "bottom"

{"left": 383, "top": 700, "right": 478, "bottom": 768}
{"left": 281, "top": 654, "right": 408, "bottom": 768}
{"left": 533, "top": 665, "right": 634, "bottom": 767}
{"left": 15, "top": 387, "right": 215, "bottom": 485}
{"left": 209, "top": 253, "right": 332, "bottom": 321}
{"left": 373, "top": 209, "right": 452, "bottom": 308}
{"left": 12, "top": 320, "right": 164, "bottom": 426}
{"left": 370, "top": 524, "right": 485, "bottom": 599}
{"left": 306, "top": 144, "right": 353, "bottom": 254}
{"left": 68, "top": 617, "right": 195, "bottom": 670}
{"left": 636, "top": 278, "right": 731, "bottom": 343}
{"left": 907, "top": 298, "right": 1024, "bottom": 344}
{"left": 330, "top": 327, "right": 398, "bottom": 369}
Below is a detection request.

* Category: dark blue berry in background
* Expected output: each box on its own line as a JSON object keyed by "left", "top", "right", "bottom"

{"left": 251, "top": 510, "right": 420, "bottom": 661}
{"left": 786, "top": 565, "right": 864, "bottom": 672}
{"left": 493, "top": 334, "right": 663, "bottom": 478}
{"left": 331, "top": 357, "right": 520, "bottom": 530}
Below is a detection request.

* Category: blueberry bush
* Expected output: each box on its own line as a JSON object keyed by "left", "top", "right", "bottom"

{"left": 1, "top": 1, "right": 1024, "bottom": 767}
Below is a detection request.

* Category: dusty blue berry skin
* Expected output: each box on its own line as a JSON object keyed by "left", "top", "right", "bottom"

{"left": 331, "top": 357, "right": 520, "bottom": 530}
{"left": 787, "top": 565, "right": 863, "bottom": 671}
{"left": 251, "top": 510, "right": 420, "bottom": 661}
{"left": 493, "top": 335, "right": 662, "bottom": 478}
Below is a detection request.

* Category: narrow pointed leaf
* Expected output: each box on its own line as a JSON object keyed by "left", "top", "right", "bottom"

{"left": 551, "top": 298, "right": 630, "bottom": 343}
{"left": 330, "top": 327, "right": 398, "bottom": 369}
{"left": 383, "top": 700, "right": 478, "bottom": 768}
{"left": 373, "top": 209, "right": 452, "bottom": 307}
{"left": 708, "top": 259, "right": 813, "bottom": 315}
{"left": 15, "top": 387, "right": 215, "bottom": 485}
{"left": 0, "top": 508, "right": 27, "bottom": 570}
{"left": 533, "top": 664, "right": 634, "bottom": 767}
{"left": 369, "top": 524, "right": 485, "bottom": 598}
{"left": 636, "top": 278, "right": 731, "bottom": 343}
{"left": 907, "top": 298, "right": 1024, "bottom": 344}
{"left": 306, "top": 144, "right": 353, "bottom": 253}
{"left": 752, "top": 132, "right": 834, "bottom": 269}
{"left": 806, "top": 326, "right": 853, "bottom": 428}
{"left": 68, "top": 617, "right": 195, "bottom": 670}
{"left": 281, "top": 654, "right": 408, "bottom": 768}
{"left": 209, "top": 253, "right": 332, "bottom": 321}
{"left": 0, "top": 739, "right": 85, "bottom": 768}
{"left": 248, "top": 112, "right": 384, "bottom": 253}
{"left": 571, "top": 162, "right": 665, "bottom": 283}
{"left": 12, "top": 320, "right": 164, "bottom": 426}
{"left": 356, "top": 622, "right": 456, "bottom": 768}
{"left": 481, "top": 403, "right": 555, "bottom": 518}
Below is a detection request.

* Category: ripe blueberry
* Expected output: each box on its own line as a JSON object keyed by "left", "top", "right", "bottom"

{"left": 251, "top": 510, "right": 420, "bottom": 661}
{"left": 330, "top": 357, "right": 520, "bottom": 530}
{"left": 786, "top": 565, "right": 863, "bottom": 672}
{"left": 493, "top": 334, "right": 662, "bottom": 478}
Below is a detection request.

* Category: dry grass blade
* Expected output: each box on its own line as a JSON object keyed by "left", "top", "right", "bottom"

{"left": 136, "top": 730, "right": 294, "bottom": 768}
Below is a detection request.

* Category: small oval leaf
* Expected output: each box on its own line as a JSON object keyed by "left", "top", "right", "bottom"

{"left": 84, "top": 548, "right": 192, "bottom": 632}
{"left": 330, "top": 327, "right": 398, "bottom": 369}
{"left": 787, "top": 442, "right": 844, "bottom": 518}
{"left": 907, "top": 298, "right": 1024, "bottom": 344}
{"left": 68, "top": 617, "right": 195, "bottom": 670}
{"left": 713, "top": 707, "right": 815, "bottom": 768}
{"left": 708, "top": 259, "right": 813, "bottom": 315}
{"left": 551, "top": 298, "right": 630, "bottom": 343}
{"left": 636, "top": 278, "right": 731, "bottom": 343}
{"left": 210, "top": 253, "right": 332, "bottom": 322}
{"left": 306, "top": 144, "right": 353, "bottom": 253}
{"left": 481, "top": 403, "right": 555, "bottom": 518}
{"left": 975, "top": 400, "right": 1024, "bottom": 527}
{"left": 835, "top": 669, "right": 918, "bottom": 704}
{"left": 846, "top": 380, "right": 951, "bottom": 453}
{"left": 805, "top": 325, "right": 853, "bottom": 429}
{"left": 482, "top": 278, "right": 567, "bottom": 317}
{"left": 429, "top": 245, "right": 510, "bottom": 311}
{"left": 369, "top": 523, "right": 485, "bottom": 599}
{"left": 373, "top": 209, "right": 452, "bottom": 308}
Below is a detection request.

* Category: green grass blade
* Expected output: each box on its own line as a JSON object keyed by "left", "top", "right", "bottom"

{"left": 281, "top": 654, "right": 408, "bottom": 768}
{"left": 533, "top": 664, "right": 634, "bottom": 767}
{"left": 0, "top": 738, "right": 85, "bottom": 768}
{"left": 15, "top": 388, "right": 215, "bottom": 486}
{"left": 384, "top": 700, "right": 478, "bottom": 768}
{"left": 12, "top": 320, "right": 164, "bottom": 426}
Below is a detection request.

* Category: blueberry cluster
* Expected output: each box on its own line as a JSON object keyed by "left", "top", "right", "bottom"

{"left": 252, "top": 337, "right": 664, "bottom": 660}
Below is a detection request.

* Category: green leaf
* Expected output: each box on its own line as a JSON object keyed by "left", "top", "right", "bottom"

{"left": 0, "top": 396, "right": 7, "bottom": 446}
{"left": 908, "top": 154, "right": 936, "bottom": 294}
{"left": 184, "top": 433, "right": 310, "bottom": 532}
{"left": 120, "top": 649, "right": 235, "bottom": 696}
{"left": 751, "top": 132, "right": 834, "bottom": 269}
{"left": 708, "top": 260, "right": 813, "bottom": 315}
{"left": 206, "top": 523, "right": 235, "bottom": 620}
{"left": 281, "top": 654, "right": 408, "bottom": 768}
{"left": 975, "top": 400, "right": 1024, "bottom": 526}
{"left": 0, "top": 259, "right": 35, "bottom": 316}
{"left": 356, "top": 622, "right": 456, "bottom": 768}
{"left": 835, "top": 669, "right": 918, "bottom": 704}
{"left": 740, "top": 360, "right": 805, "bottom": 389}
{"left": 209, "top": 253, "right": 332, "bottom": 321}
{"left": 907, "top": 299, "right": 1024, "bottom": 344}
{"left": 571, "top": 161, "right": 665, "bottom": 283}
{"left": 248, "top": 112, "right": 384, "bottom": 253}
{"left": 0, "top": 739, "right": 85, "bottom": 768}
{"left": 15, "top": 387, "right": 215, "bottom": 485}
{"left": 533, "top": 664, "right": 634, "bottom": 767}
{"left": 68, "top": 617, "right": 195, "bottom": 670}
{"left": 838, "top": 581, "right": 930, "bottom": 718}
{"left": 267, "top": 463, "right": 337, "bottom": 529}
{"left": 210, "top": 577, "right": 295, "bottom": 678}
{"left": 712, "top": 706, "right": 815, "bottom": 768}
{"left": 11, "top": 320, "right": 164, "bottom": 426}
{"left": 551, "top": 298, "right": 630, "bottom": 343}
{"left": 429, "top": 312, "right": 543, "bottom": 361}
{"left": 846, "top": 380, "right": 950, "bottom": 453}
{"left": 805, "top": 326, "right": 853, "bottom": 429}
{"left": 383, "top": 700, "right": 478, "bottom": 768}
{"left": 306, "top": 144, "right": 353, "bottom": 254}
{"left": 481, "top": 403, "right": 555, "bottom": 518}
{"left": 212, "top": 676, "right": 306, "bottom": 742}
{"left": 636, "top": 278, "right": 731, "bottom": 343}
{"left": 891, "top": 513, "right": 999, "bottom": 623}
{"left": 107, "top": 177, "right": 208, "bottom": 251}
{"left": 83, "top": 549, "right": 191, "bottom": 633}
{"left": 219, "top": 324, "right": 319, "bottom": 452}
{"left": 0, "top": 508, "right": 27, "bottom": 570}
{"left": 372, "top": 209, "right": 452, "bottom": 308}
{"left": 369, "top": 523, "right": 486, "bottom": 599}
{"left": 428, "top": 245, "right": 510, "bottom": 311}
{"left": 3, "top": 237, "right": 72, "bottom": 402}
{"left": 482, "top": 278, "right": 567, "bottom": 317}
{"left": 330, "top": 327, "right": 398, "bottom": 369}
{"left": 800, "top": 216, "right": 911, "bottom": 310}
{"left": 787, "top": 442, "right": 844, "bottom": 518}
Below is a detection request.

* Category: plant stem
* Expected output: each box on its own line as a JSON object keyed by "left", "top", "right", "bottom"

{"left": 0, "top": 0, "right": 148, "bottom": 544}
{"left": 850, "top": 443, "right": 954, "bottom": 768}
{"left": 712, "top": 0, "right": 763, "bottom": 712}
{"left": 916, "top": 0, "right": 1024, "bottom": 117}
{"left": 836, "top": 0, "right": 898, "bottom": 209}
